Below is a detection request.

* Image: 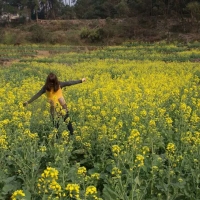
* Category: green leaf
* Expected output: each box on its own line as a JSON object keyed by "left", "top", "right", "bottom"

{"left": 80, "top": 159, "right": 89, "bottom": 165}
{"left": 73, "top": 149, "right": 85, "bottom": 155}
{"left": 23, "top": 189, "right": 31, "bottom": 200}
{"left": 102, "top": 184, "right": 121, "bottom": 200}
{"left": 66, "top": 166, "right": 77, "bottom": 182}
{"left": 0, "top": 195, "right": 7, "bottom": 200}
{"left": 2, "top": 183, "right": 18, "bottom": 194}
{"left": 134, "top": 176, "right": 140, "bottom": 186}
{"left": 4, "top": 176, "right": 16, "bottom": 184}
{"left": 0, "top": 171, "right": 6, "bottom": 180}
{"left": 88, "top": 168, "right": 98, "bottom": 175}
{"left": 105, "top": 164, "right": 113, "bottom": 173}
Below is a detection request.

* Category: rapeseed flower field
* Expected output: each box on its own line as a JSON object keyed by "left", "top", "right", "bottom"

{"left": 0, "top": 43, "right": 199, "bottom": 200}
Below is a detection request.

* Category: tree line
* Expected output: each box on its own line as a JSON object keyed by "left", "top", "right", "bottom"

{"left": 0, "top": 0, "right": 200, "bottom": 21}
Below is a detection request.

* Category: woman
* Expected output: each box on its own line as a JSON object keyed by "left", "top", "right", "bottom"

{"left": 23, "top": 72, "right": 86, "bottom": 135}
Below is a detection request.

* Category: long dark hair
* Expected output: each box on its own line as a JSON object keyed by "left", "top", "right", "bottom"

{"left": 45, "top": 73, "right": 60, "bottom": 92}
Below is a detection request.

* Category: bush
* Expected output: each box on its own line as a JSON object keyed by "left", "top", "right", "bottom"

{"left": 80, "top": 27, "right": 90, "bottom": 39}
{"left": 187, "top": 1, "right": 200, "bottom": 21}
{"left": 65, "top": 30, "right": 82, "bottom": 45}
{"left": 2, "top": 32, "right": 16, "bottom": 44}
{"left": 0, "top": 30, "right": 5, "bottom": 43}
{"left": 80, "top": 27, "right": 105, "bottom": 43}
{"left": 49, "top": 31, "right": 67, "bottom": 44}
{"left": 29, "top": 24, "right": 49, "bottom": 43}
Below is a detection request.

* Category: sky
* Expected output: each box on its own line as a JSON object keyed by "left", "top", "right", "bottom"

{"left": 63, "top": 0, "right": 76, "bottom": 6}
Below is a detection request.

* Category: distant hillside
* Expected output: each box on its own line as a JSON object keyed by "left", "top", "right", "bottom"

{"left": 0, "top": 17, "right": 199, "bottom": 45}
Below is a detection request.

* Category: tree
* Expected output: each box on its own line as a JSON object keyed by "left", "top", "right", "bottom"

{"left": 27, "top": 0, "right": 40, "bottom": 21}
{"left": 0, "top": 0, "right": 4, "bottom": 15}
{"left": 114, "top": 0, "right": 129, "bottom": 17}
{"left": 60, "top": 4, "right": 76, "bottom": 19}
{"left": 187, "top": 1, "right": 200, "bottom": 32}
{"left": 47, "top": 0, "right": 64, "bottom": 19}
{"left": 187, "top": 1, "right": 200, "bottom": 20}
{"left": 74, "top": 0, "right": 92, "bottom": 18}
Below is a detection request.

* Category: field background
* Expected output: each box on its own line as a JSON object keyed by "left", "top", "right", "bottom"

{"left": 0, "top": 42, "right": 200, "bottom": 200}
{"left": 1, "top": 17, "right": 200, "bottom": 46}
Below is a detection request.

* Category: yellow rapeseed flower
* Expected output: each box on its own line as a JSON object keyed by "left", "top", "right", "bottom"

{"left": 11, "top": 190, "right": 25, "bottom": 200}
{"left": 135, "top": 154, "right": 144, "bottom": 167}
{"left": 66, "top": 183, "right": 80, "bottom": 199}
{"left": 112, "top": 145, "right": 121, "bottom": 156}
{"left": 85, "top": 185, "right": 97, "bottom": 196}
{"left": 166, "top": 143, "right": 176, "bottom": 154}
{"left": 77, "top": 166, "right": 87, "bottom": 176}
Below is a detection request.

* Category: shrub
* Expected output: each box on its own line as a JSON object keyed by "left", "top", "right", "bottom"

{"left": 2, "top": 32, "right": 16, "bottom": 44}
{"left": 80, "top": 27, "right": 90, "bottom": 39}
{"left": 29, "top": 24, "right": 49, "bottom": 43}
{"left": 65, "top": 30, "right": 82, "bottom": 45}
{"left": 0, "top": 30, "right": 5, "bottom": 43}
{"left": 49, "top": 31, "right": 67, "bottom": 44}
{"left": 80, "top": 27, "right": 105, "bottom": 43}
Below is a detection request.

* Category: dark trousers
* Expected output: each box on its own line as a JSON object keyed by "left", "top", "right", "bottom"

{"left": 64, "top": 112, "right": 74, "bottom": 135}
{"left": 53, "top": 112, "right": 74, "bottom": 136}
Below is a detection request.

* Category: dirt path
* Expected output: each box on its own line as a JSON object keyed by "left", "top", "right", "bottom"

{"left": 35, "top": 50, "right": 50, "bottom": 58}
{"left": 0, "top": 50, "right": 51, "bottom": 68}
{"left": 0, "top": 59, "right": 20, "bottom": 68}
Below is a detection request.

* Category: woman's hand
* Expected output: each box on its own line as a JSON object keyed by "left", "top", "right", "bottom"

{"left": 82, "top": 78, "right": 86, "bottom": 82}
{"left": 23, "top": 101, "right": 28, "bottom": 107}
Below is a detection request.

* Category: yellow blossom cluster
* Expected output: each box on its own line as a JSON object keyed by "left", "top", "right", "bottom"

{"left": 149, "top": 119, "right": 156, "bottom": 127}
{"left": 48, "top": 128, "right": 58, "bottom": 140}
{"left": 65, "top": 183, "right": 80, "bottom": 199}
{"left": 11, "top": 190, "right": 25, "bottom": 200}
{"left": 61, "top": 130, "right": 69, "bottom": 141}
{"left": 24, "top": 129, "right": 38, "bottom": 140}
{"left": 165, "top": 116, "right": 173, "bottom": 127}
{"left": 141, "top": 146, "right": 150, "bottom": 155}
{"left": 38, "top": 167, "right": 61, "bottom": 197}
{"left": 112, "top": 145, "right": 121, "bottom": 157}
{"left": 181, "top": 131, "right": 200, "bottom": 146}
{"left": 128, "top": 129, "right": 141, "bottom": 145}
{"left": 0, "top": 134, "right": 8, "bottom": 150}
{"left": 111, "top": 167, "right": 122, "bottom": 178}
{"left": 135, "top": 154, "right": 145, "bottom": 167}
{"left": 54, "top": 143, "right": 65, "bottom": 153}
{"left": 166, "top": 143, "right": 176, "bottom": 154}
{"left": 151, "top": 165, "right": 159, "bottom": 173}
{"left": 77, "top": 166, "right": 87, "bottom": 176}
{"left": 85, "top": 186, "right": 98, "bottom": 199}
{"left": 39, "top": 145, "right": 47, "bottom": 152}
{"left": 91, "top": 173, "right": 100, "bottom": 180}
{"left": 85, "top": 172, "right": 100, "bottom": 183}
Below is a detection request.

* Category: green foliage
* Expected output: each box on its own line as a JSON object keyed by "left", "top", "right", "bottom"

{"left": 115, "top": 0, "right": 130, "bottom": 17}
{"left": 0, "top": 30, "right": 5, "bottom": 43}
{"left": 88, "top": 28, "right": 104, "bottom": 42}
{"left": 80, "top": 27, "right": 105, "bottom": 43}
{"left": 48, "top": 31, "right": 67, "bottom": 44}
{"left": 0, "top": 0, "right": 197, "bottom": 21}
{"left": 29, "top": 24, "right": 49, "bottom": 43}
{"left": 0, "top": 43, "right": 200, "bottom": 199}
{"left": 187, "top": 1, "right": 200, "bottom": 21}
{"left": 80, "top": 27, "right": 90, "bottom": 39}
{"left": 1, "top": 32, "right": 16, "bottom": 44}
{"left": 0, "top": 175, "right": 20, "bottom": 200}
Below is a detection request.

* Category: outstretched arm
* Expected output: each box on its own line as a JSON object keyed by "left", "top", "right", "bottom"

{"left": 60, "top": 78, "right": 86, "bottom": 88}
{"left": 23, "top": 86, "right": 46, "bottom": 106}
